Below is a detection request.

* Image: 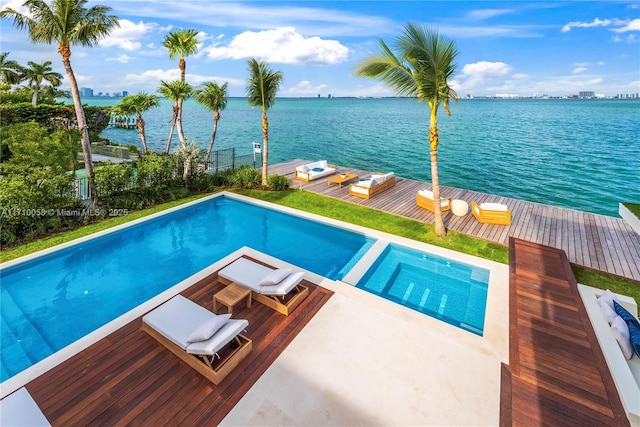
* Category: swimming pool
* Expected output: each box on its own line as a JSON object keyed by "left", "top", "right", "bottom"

{"left": 356, "top": 243, "right": 490, "bottom": 335}
{"left": 0, "top": 195, "right": 374, "bottom": 382}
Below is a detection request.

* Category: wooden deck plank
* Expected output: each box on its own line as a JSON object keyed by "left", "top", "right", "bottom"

{"left": 286, "top": 160, "right": 640, "bottom": 281}
{"left": 502, "top": 237, "right": 629, "bottom": 426}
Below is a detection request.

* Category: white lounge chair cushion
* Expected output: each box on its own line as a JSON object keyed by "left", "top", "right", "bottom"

{"left": 419, "top": 190, "right": 434, "bottom": 199}
{"left": 611, "top": 315, "right": 634, "bottom": 360}
{"left": 219, "top": 258, "right": 305, "bottom": 296}
{"left": 259, "top": 268, "right": 292, "bottom": 286}
{"left": 187, "top": 313, "right": 232, "bottom": 343}
{"left": 598, "top": 289, "right": 620, "bottom": 324}
{"left": 143, "top": 295, "right": 248, "bottom": 356}
{"left": 480, "top": 202, "right": 508, "bottom": 211}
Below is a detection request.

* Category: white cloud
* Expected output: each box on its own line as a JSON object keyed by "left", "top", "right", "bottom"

{"left": 99, "top": 19, "right": 160, "bottom": 51}
{"left": 467, "top": 9, "right": 515, "bottom": 20}
{"left": 284, "top": 80, "right": 329, "bottom": 96}
{"left": 202, "top": 27, "right": 349, "bottom": 65}
{"left": 562, "top": 18, "right": 612, "bottom": 32}
{"left": 612, "top": 18, "right": 640, "bottom": 32}
{"left": 106, "top": 54, "right": 133, "bottom": 64}
{"left": 450, "top": 61, "right": 517, "bottom": 94}
{"left": 118, "top": 69, "right": 244, "bottom": 94}
{"left": 573, "top": 67, "right": 588, "bottom": 74}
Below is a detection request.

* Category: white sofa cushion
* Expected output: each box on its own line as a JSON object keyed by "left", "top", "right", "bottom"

{"left": 612, "top": 315, "right": 634, "bottom": 360}
{"left": 481, "top": 202, "right": 508, "bottom": 211}
{"left": 350, "top": 185, "right": 369, "bottom": 194}
{"left": 419, "top": 190, "right": 434, "bottom": 199}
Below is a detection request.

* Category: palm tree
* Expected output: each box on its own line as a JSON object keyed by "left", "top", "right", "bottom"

{"left": 246, "top": 58, "right": 283, "bottom": 186}
{"left": 1, "top": 0, "right": 119, "bottom": 205}
{"left": 194, "top": 81, "right": 228, "bottom": 165}
{"left": 112, "top": 93, "right": 160, "bottom": 154}
{"left": 0, "top": 52, "right": 24, "bottom": 86}
{"left": 158, "top": 80, "right": 192, "bottom": 152}
{"left": 354, "top": 23, "right": 458, "bottom": 237}
{"left": 163, "top": 28, "right": 199, "bottom": 82}
{"left": 22, "top": 60, "right": 63, "bottom": 105}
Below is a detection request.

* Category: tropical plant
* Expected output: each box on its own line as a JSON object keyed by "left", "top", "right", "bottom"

{"left": 22, "top": 60, "right": 63, "bottom": 105}
{"left": 158, "top": 79, "right": 192, "bottom": 152}
{"left": 0, "top": 51, "right": 24, "bottom": 86}
{"left": 111, "top": 93, "right": 160, "bottom": 153}
{"left": 246, "top": 58, "right": 283, "bottom": 186}
{"left": 162, "top": 28, "right": 199, "bottom": 82}
{"left": 1, "top": 0, "right": 120, "bottom": 206}
{"left": 354, "top": 23, "right": 458, "bottom": 237}
{"left": 194, "top": 81, "right": 228, "bottom": 165}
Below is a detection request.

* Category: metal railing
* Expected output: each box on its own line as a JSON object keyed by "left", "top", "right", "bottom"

{"left": 72, "top": 147, "right": 260, "bottom": 200}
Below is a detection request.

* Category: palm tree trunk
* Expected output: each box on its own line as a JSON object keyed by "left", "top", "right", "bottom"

{"left": 429, "top": 112, "right": 446, "bottom": 237}
{"left": 59, "top": 44, "right": 97, "bottom": 205}
{"left": 179, "top": 58, "right": 186, "bottom": 82}
{"left": 165, "top": 103, "right": 178, "bottom": 154}
{"left": 261, "top": 112, "right": 269, "bottom": 186}
{"left": 31, "top": 83, "right": 39, "bottom": 105}
{"left": 205, "top": 113, "right": 219, "bottom": 165}
{"left": 136, "top": 116, "right": 148, "bottom": 153}
{"left": 176, "top": 98, "right": 186, "bottom": 149}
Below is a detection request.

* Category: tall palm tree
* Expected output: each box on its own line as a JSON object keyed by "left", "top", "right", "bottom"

{"left": 1, "top": 0, "right": 119, "bottom": 205}
{"left": 158, "top": 80, "right": 192, "bottom": 152}
{"left": 354, "top": 23, "right": 458, "bottom": 237}
{"left": 22, "top": 60, "right": 63, "bottom": 105}
{"left": 246, "top": 58, "right": 283, "bottom": 186}
{"left": 163, "top": 28, "right": 199, "bottom": 82}
{"left": 112, "top": 93, "right": 160, "bottom": 154}
{"left": 194, "top": 81, "right": 228, "bottom": 165}
{"left": 0, "top": 52, "right": 24, "bottom": 86}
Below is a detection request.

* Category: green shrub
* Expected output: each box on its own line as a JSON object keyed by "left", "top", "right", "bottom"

{"left": 94, "top": 163, "right": 135, "bottom": 208}
{"left": 267, "top": 174, "right": 291, "bottom": 191}
{"left": 231, "top": 166, "right": 261, "bottom": 188}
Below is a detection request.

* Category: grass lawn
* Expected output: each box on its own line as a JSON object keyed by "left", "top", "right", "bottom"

{"left": 2, "top": 188, "right": 638, "bottom": 303}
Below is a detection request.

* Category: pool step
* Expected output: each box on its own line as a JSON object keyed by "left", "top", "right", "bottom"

{"left": 0, "top": 288, "right": 54, "bottom": 372}
{"left": 0, "top": 312, "right": 34, "bottom": 380}
{"left": 341, "top": 239, "right": 389, "bottom": 286}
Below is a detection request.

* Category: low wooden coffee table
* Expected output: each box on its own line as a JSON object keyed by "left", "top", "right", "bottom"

{"left": 213, "top": 283, "right": 251, "bottom": 314}
{"left": 327, "top": 173, "right": 358, "bottom": 188}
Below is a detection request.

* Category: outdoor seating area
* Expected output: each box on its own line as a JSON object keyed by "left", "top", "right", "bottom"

{"left": 218, "top": 257, "right": 309, "bottom": 316}
{"left": 294, "top": 160, "right": 336, "bottom": 182}
{"left": 142, "top": 295, "right": 252, "bottom": 384}
{"left": 349, "top": 172, "right": 396, "bottom": 199}
{"left": 416, "top": 189, "right": 451, "bottom": 213}
{"left": 471, "top": 201, "right": 512, "bottom": 225}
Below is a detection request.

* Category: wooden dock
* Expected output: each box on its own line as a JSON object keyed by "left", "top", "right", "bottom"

{"left": 270, "top": 159, "right": 640, "bottom": 282}
{"left": 501, "top": 238, "right": 629, "bottom": 426}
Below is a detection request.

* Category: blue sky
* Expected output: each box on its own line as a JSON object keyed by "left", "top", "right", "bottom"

{"left": 1, "top": 0, "right": 639, "bottom": 97}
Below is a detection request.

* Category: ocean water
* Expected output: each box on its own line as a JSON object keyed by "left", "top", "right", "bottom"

{"left": 91, "top": 97, "right": 640, "bottom": 217}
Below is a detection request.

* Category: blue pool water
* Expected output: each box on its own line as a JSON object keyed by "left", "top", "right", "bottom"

{"left": 356, "top": 244, "right": 490, "bottom": 335}
{"left": 0, "top": 196, "right": 374, "bottom": 382}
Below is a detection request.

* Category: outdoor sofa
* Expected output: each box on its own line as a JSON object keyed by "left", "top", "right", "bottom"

{"left": 142, "top": 295, "right": 252, "bottom": 384}
{"left": 349, "top": 172, "right": 396, "bottom": 199}
{"left": 471, "top": 201, "right": 512, "bottom": 225}
{"left": 416, "top": 189, "right": 451, "bottom": 213}
{"left": 294, "top": 160, "right": 337, "bottom": 182}
{"left": 218, "top": 257, "right": 309, "bottom": 316}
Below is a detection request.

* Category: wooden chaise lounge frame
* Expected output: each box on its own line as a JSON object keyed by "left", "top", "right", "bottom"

{"left": 416, "top": 192, "right": 451, "bottom": 213}
{"left": 218, "top": 275, "right": 309, "bottom": 316}
{"left": 471, "top": 201, "right": 512, "bottom": 225}
{"left": 142, "top": 322, "right": 252, "bottom": 385}
{"left": 349, "top": 175, "right": 396, "bottom": 199}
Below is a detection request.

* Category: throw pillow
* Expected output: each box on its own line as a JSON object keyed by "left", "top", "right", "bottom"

{"left": 598, "top": 289, "right": 618, "bottom": 309}
{"left": 186, "top": 314, "right": 231, "bottom": 343}
{"left": 312, "top": 167, "right": 324, "bottom": 172}
{"left": 599, "top": 298, "right": 618, "bottom": 325}
{"left": 611, "top": 316, "right": 633, "bottom": 360}
{"left": 628, "top": 321, "right": 640, "bottom": 358}
{"left": 613, "top": 300, "right": 640, "bottom": 330}
{"left": 259, "top": 268, "right": 292, "bottom": 286}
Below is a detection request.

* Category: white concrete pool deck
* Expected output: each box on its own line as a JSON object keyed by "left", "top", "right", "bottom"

{"left": 2, "top": 192, "right": 510, "bottom": 425}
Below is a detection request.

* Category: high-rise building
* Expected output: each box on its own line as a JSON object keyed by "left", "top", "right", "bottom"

{"left": 80, "top": 87, "right": 94, "bottom": 97}
{"left": 579, "top": 91, "right": 594, "bottom": 98}
{"left": 122, "top": 90, "right": 128, "bottom": 96}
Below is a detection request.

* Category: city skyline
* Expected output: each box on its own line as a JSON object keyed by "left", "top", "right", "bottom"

{"left": 1, "top": 0, "right": 639, "bottom": 98}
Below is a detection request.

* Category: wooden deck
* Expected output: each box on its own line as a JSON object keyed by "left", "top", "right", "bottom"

{"left": 500, "top": 238, "right": 629, "bottom": 426}
{"left": 274, "top": 159, "right": 640, "bottom": 281}
{"left": 23, "top": 257, "right": 333, "bottom": 425}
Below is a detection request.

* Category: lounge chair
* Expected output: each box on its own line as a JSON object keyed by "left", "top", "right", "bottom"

{"left": 142, "top": 295, "right": 252, "bottom": 384}
{"left": 416, "top": 189, "right": 451, "bottom": 213}
{"left": 294, "top": 160, "right": 337, "bottom": 182}
{"left": 471, "top": 201, "right": 512, "bottom": 225}
{"left": 349, "top": 172, "right": 396, "bottom": 199}
{"left": 218, "top": 257, "right": 309, "bottom": 316}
